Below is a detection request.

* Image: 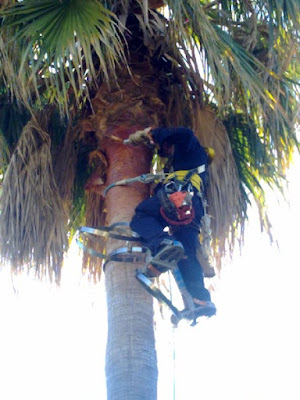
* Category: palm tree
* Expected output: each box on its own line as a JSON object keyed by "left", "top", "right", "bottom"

{"left": 0, "top": 1, "right": 299, "bottom": 398}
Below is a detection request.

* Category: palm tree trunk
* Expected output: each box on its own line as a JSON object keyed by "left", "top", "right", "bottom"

{"left": 105, "top": 262, "right": 158, "bottom": 400}
{"left": 103, "top": 128, "right": 158, "bottom": 399}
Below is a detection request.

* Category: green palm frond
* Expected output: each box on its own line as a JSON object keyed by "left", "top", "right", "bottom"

{"left": 166, "top": 0, "right": 299, "bottom": 115}
{"left": 266, "top": 0, "right": 300, "bottom": 30}
{"left": 166, "top": 1, "right": 264, "bottom": 102}
{"left": 0, "top": 0, "right": 126, "bottom": 113}
{"left": 224, "top": 112, "right": 277, "bottom": 202}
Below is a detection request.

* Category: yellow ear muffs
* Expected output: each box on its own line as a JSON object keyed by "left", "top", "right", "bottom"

{"left": 204, "top": 147, "right": 215, "bottom": 163}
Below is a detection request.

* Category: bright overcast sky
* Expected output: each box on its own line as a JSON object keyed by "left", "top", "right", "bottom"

{"left": 0, "top": 155, "right": 299, "bottom": 400}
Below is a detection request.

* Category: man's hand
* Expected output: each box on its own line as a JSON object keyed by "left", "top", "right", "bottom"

{"left": 125, "top": 127, "right": 154, "bottom": 146}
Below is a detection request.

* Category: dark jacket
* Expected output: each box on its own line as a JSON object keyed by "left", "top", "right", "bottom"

{"left": 151, "top": 127, "right": 208, "bottom": 184}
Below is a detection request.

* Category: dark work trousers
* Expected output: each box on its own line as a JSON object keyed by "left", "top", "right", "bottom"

{"left": 130, "top": 193, "right": 211, "bottom": 301}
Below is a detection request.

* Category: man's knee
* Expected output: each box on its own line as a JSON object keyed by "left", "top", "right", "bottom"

{"left": 135, "top": 196, "right": 161, "bottom": 214}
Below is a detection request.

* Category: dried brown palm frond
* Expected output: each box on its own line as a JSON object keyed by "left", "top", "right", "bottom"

{"left": 192, "top": 105, "right": 244, "bottom": 270}
{"left": 0, "top": 118, "right": 67, "bottom": 282}
{"left": 80, "top": 142, "right": 108, "bottom": 281}
{"left": 52, "top": 124, "right": 79, "bottom": 210}
{"left": 83, "top": 192, "right": 107, "bottom": 282}
{"left": 0, "top": 130, "right": 10, "bottom": 169}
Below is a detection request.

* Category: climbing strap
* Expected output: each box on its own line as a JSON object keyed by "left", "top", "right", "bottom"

{"left": 76, "top": 222, "right": 150, "bottom": 264}
{"left": 103, "top": 165, "right": 205, "bottom": 196}
{"left": 77, "top": 222, "right": 139, "bottom": 242}
{"left": 103, "top": 172, "right": 166, "bottom": 196}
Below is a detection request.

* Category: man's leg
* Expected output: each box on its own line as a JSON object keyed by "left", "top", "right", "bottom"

{"left": 174, "top": 226, "right": 211, "bottom": 301}
{"left": 130, "top": 195, "right": 169, "bottom": 254}
{"left": 131, "top": 196, "right": 184, "bottom": 275}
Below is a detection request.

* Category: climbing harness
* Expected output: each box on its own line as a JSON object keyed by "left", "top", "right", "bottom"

{"left": 157, "top": 165, "right": 206, "bottom": 226}
{"left": 163, "top": 165, "right": 205, "bottom": 192}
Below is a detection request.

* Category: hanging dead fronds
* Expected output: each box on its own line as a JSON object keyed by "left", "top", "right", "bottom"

{"left": 53, "top": 124, "right": 78, "bottom": 210}
{"left": 193, "top": 106, "right": 244, "bottom": 270}
{"left": 0, "top": 118, "right": 67, "bottom": 281}
{"left": 0, "top": 129, "right": 10, "bottom": 170}
{"left": 83, "top": 192, "right": 107, "bottom": 282}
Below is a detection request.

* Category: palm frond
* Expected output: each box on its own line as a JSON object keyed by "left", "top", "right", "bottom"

{"left": 166, "top": 1, "right": 267, "bottom": 104}
{"left": 164, "top": 1, "right": 299, "bottom": 135}
{"left": 0, "top": 128, "right": 9, "bottom": 170}
{"left": 83, "top": 192, "right": 106, "bottom": 282}
{"left": 0, "top": 94, "right": 31, "bottom": 148}
{"left": 0, "top": 0, "right": 126, "bottom": 113}
{"left": 192, "top": 106, "right": 243, "bottom": 268}
{"left": 265, "top": 0, "right": 300, "bottom": 30}
{"left": 0, "top": 118, "right": 67, "bottom": 281}
{"left": 223, "top": 112, "right": 277, "bottom": 230}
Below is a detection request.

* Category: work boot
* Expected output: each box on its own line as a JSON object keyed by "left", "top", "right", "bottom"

{"left": 144, "top": 239, "right": 184, "bottom": 278}
{"left": 192, "top": 298, "right": 217, "bottom": 318}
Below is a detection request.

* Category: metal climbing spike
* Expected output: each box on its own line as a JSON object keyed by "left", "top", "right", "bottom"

{"left": 136, "top": 266, "right": 215, "bottom": 326}
{"left": 135, "top": 271, "right": 182, "bottom": 319}
{"left": 149, "top": 239, "right": 185, "bottom": 270}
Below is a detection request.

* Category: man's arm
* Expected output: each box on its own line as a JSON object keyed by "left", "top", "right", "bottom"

{"left": 124, "top": 127, "right": 154, "bottom": 146}
{"left": 126, "top": 126, "right": 198, "bottom": 153}
{"left": 151, "top": 127, "right": 194, "bottom": 147}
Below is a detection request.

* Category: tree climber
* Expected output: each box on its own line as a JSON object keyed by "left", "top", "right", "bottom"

{"left": 128, "top": 127, "right": 216, "bottom": 318}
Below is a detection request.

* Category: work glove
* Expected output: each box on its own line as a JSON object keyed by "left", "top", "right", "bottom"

{"left": 125, "top": 127, "right": 154, "bottom": 146}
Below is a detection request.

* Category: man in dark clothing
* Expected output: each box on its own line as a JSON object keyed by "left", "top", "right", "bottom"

{"left": 129, "top": 127, "right": 216, "bottom": 317}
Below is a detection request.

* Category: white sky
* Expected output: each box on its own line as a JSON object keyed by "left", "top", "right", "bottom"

{"left": 0, "top": 155, "right": 299, "bottom": 400}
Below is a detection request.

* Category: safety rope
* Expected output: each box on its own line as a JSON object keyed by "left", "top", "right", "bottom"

{"left": 103, "top": 172, "right": 166, "bottom": 196}
{"left": 197, "top": 191, "right": 213, "bottom": 263}
{"left": 103, "top": 165, "right": 205, "bottom": 196}
{"left": 168, "top": 271, "right": 177, "bottom": 400}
